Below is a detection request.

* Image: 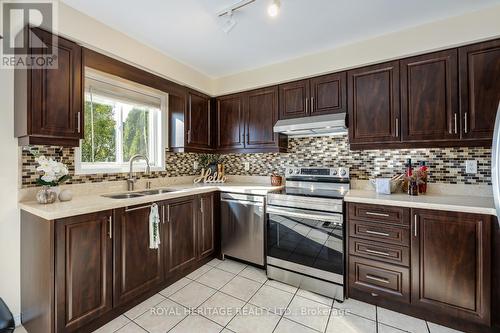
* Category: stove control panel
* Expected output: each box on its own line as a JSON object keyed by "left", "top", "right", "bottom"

{"left": 286, "top": 167, "right": 349, "bottom": 179}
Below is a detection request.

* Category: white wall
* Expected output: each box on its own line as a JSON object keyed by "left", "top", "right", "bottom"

{"left": 0, "top": 67, "right": 21, "bottom": 322}
{"left": 56, "top": 2, "right": 213, "bottom": 95}
{"left": 213, "top": 4, "right": 500, "bottom": 95}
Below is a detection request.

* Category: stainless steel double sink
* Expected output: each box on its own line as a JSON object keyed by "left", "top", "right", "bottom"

{"left": 102, "top": 188, "right": 177, "bottom": 199}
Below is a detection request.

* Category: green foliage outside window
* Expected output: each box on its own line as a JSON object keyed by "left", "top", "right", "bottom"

{"left": 123, "top": 108, "right": 149, "bottom": 162}
{"left": 82, "top": 101, "right": 116, "bottom": 162}
{"left": 82, "top": 100, "right": 151, "bottom": 164}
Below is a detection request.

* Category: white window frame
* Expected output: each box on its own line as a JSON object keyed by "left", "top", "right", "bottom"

{"left": 75, "top": 68, "right": 168, "bottom": 175}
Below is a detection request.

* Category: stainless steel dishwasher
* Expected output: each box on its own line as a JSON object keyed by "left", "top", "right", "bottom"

{"left": 221, "top": 192, "right": 265, "bottom": 266}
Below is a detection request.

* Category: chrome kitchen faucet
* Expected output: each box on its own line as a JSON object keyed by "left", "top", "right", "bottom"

{"left": 127, "top": 154, "right": 151, "bottom": 191}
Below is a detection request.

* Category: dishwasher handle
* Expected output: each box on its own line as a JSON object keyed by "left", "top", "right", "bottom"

{"left": 220, "top": 198, "right": 264, "bottom": 207}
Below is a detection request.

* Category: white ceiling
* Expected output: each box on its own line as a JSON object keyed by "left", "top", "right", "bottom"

{"left": 62, "top": 0, "right": 500, "bottom": 78}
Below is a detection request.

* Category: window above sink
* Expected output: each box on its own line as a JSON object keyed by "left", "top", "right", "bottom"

{"left": 75, "top": 68, "right": 168, "bottom": 174}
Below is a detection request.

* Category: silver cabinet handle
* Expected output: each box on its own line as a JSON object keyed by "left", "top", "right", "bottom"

{"left": 200, "top": 197, "right": 204, "bottom": 213}
{"left": 187, "top": 130, "right": 191, "bottom": 143}
{"left": 366, "top": 211, "right": 390, "bottom": 217}
{"left": 108, "top": 216, "right": 112, "bottom": 239}
{"left": 125, "top": 204, "right": 152, "bottom": 213}
{"left": 395, "top": 118, "right": 399, "bottom": 137}
{"left": 162, "top": 205, "right": 165, "bottom": 224}
{"left": 366, "top": 274, "right": 390, "bottom": 284}
{"left": 365, "top": 248, "right": 391, "bottom": 257}
{"left": 464, "top": 112, "right": 468, "bottom": 133}
{"left": 365, "top": 230, "right": 390, "bottom": 237}
{"left": 454, "top": 113, "right": 458, "bottom": 134}
{"left": 77, "top": 112, "right": 81, "bottom": 133}
{"left": 167, "top": 205, "right": 171, "bottom": 223}
{"left": 311, "top": 97, "right": 314, "bottom": 113}
{"left": 305, "top": 97, "right": 309, "bottom": 114}
{"left": 414, "top": 214, "right": 418, "bottom": 237}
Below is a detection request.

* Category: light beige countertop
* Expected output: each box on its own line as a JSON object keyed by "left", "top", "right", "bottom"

{"left": 345, "top": 189, "right": 496, "bottom": 216}
{"left": 19, "top": 182, "right": 282, "bottom": 220}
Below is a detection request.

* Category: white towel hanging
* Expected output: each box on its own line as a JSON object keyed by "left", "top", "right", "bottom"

{"left": 149, "top": 203, "right": 161, "bottom": 249}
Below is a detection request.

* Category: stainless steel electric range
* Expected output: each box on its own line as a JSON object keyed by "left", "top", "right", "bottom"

{"left": 266, "top": 166, "right": 350, "bottom": 301}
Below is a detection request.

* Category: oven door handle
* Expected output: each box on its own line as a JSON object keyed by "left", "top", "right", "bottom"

{"left": 267, "top": 206, "right": 343, "bottom": 224}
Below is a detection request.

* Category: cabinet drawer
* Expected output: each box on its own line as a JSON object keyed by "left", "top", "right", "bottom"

{"left": 349, "top": 256, "right": 410, "bottom": 303}
{"left": 349, "top": 220, "right": 409, "bottom": 246}
{"left": 348, "top": 203, "right": 409, "bottom": 226}
{"left": 349, "top": 238, "right": 409, "bottom": 267}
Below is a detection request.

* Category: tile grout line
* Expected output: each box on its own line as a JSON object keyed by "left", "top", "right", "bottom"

{"left": 323, "top": 297, "right": 335, "bottom": 333}
{"left": 165, "top": 262, "right": 246, "bottom": 332}
{"left": 222, "top": 274, "right": 269, "bottom": 331}
{"left": 272, "top": 287, "right": 299, "bottom": 332}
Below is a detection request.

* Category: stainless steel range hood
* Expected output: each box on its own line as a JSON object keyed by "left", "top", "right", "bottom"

{"left": 273, "top": 113, "right": 347, "bottom": 137}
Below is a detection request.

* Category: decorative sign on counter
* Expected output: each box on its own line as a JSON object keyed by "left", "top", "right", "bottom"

{"left": 193, "top": 168, "right": 227, "bottom": 184}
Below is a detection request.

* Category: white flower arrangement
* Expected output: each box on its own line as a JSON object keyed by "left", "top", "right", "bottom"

{"left": 35, "top": 155, "right": 70, "bottom": 186}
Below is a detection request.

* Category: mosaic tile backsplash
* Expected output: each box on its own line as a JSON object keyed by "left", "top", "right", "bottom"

{"left": 21, "top": 135, "right": 492, "bottom": 188}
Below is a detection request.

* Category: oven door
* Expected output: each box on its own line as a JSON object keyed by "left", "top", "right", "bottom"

{"left": 266, "top": 205, "right": 344, "bottom": 279}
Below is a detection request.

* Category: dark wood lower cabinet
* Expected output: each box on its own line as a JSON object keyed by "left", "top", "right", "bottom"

{"left": 21, "top": 193, "right": 220, "bottom": 333}
{"left": 55, "top": 211, "right": 113, "bottom": 332}
{"left": 411, "top": 209, "right": 491, "bottom": 326}
{"left": 113, "top": 205, "right": 164, "bottom": 307}
{"left": 347, "top": 203, "right": 494, "bottom": 333}
{"left": 198, "top": 193, "right": 215, "bottom": 259}
{"left": 164, "top": 197, "right": 198, "bottom": 275}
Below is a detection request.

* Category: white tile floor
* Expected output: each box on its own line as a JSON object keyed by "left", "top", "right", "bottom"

{"left": 57, "top": 258, "right": 463, "bottom": 333}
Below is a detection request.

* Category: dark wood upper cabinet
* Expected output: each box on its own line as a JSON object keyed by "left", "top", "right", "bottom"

{"left": 187, "top": 90, "right": 212, "bottom": 149}
{"left": 55, "top": 211, "right": 113, "bottom": 332}
{"left": 170, "top": 89, "right": 213, "bottom": 152}
{"left": 279, "top": 80, "right": 310, "bottom": 119}
{"left": 310, "top": 72, "right": 347, "bottom": 116}
{"left": 164, "top": 197, "right": 198, "bottom": 275}
{"left": 279, "top": 73, "right": 347, "bottom": 120}
{"left": 198, "top": 193, "right": 215, "bottom": 260}
{"left": 245, "top": 86, "right": 280, "bottom": 149}
{"left": 15, "top": 28, "right": 83, "bottom": 147}
{"left": 216, "top": 94, "right": 245, "bottom": 150}
{"left": 411, "top": 209, "right": 491, "bottom": 326}
{"left": 217, "top": 89, "right": 287, "bottom": 153}
{"left": 348, "top": 61, "right": 400, "bottom": 145}
{"left": 400, "top": 50, "right": 459, "bottom": 142}
{"left": 459, "top": 39, "right": 500, "bottom": 141}
{"left": 113, "top": 205, "right": 164, "bottom": 306}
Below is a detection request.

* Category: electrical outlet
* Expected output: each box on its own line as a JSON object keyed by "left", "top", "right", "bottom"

{"left": 465, "top": 160, "right": 477, "bottom": 174}
{"left": 193, "top": 161, "right": 199, "bottom": 170}
{"left": 244, "top": 162, "right": 250, "bottom": 171}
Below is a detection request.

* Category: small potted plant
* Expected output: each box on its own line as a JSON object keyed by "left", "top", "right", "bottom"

{"left": 198, "top": 154, "right": 223, "bottom": 174}
{"left": 35, "top": 155, "right": 70, "bottom": 204}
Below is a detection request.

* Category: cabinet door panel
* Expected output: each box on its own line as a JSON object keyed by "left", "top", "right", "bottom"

{"left": 411, "top": 209, "right": 491, "bottom": 325}
{"left": 198, "top": 193, "right": 215, "bottom": 259}
{"left": 55, "top": 211, "right": 112, "bottom": 332}
{"left": 30, "top": 28, "right": 82, "bottom": 139}
{"left": 217, "top": 95, "right": 245, "bottom": 149}
{"left": 187, "top": 91, "right": 211, "bottom": 149}
{"left": 459, "top": 39, "right": 500, "bottom": 140}
{"left": 310, "top": 72, "right": 347, "bottom": 116}
{"left": 165, "top": 198, "right": 197, "bottom": 274}
{"left": 114, "top": 206, "right": 163, "bottom": 306}
{"left": 279, "top": 80, "right": 309, "bottom": 119}
{"left": 401, "top": 50, "right": 459, "bottom": 141}
{"left": 245, "top": 86, "right": 279, "bottom": 148}
{"left": 348, "top": 61, "right": 400, "bottom": 144}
